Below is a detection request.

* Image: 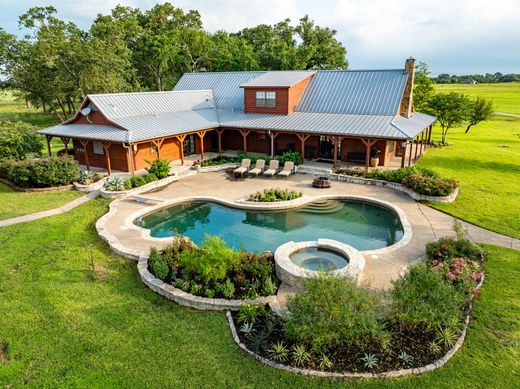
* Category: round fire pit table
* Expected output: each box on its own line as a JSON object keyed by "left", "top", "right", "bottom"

{"left": 312, "top": 176, "right": 331, "bottom": 188}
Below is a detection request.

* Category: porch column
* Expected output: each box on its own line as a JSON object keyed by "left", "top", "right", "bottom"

{"left": 176, "top": 134, "right": 187, "bottom": 165}
{"left": 216, "top": 129, "right": 224, "bottom": 152}
{"left": 408, "top": 139, "right": 413, "bottom": 166}
{"left": 269, "top": 131, "right": 279, "bottom": 158}
{"left": 331, "top": 136, "right": 343, "bottom": 169}
{"left": 102, "top": 142, "right": 112, "bottom": 176}
{"left": 420, "top": 131, "right": 425, "bottom": 154}
{"left": 152, "top": 139, "right": 165, "bottom": 159}
{"left": 361, "top": 138, "right": 377, "bottom": 171}
{"left": 126, "top": 144, "right": 135, "bottom": 176}
{"left": 239, "top": 129, "right": 251, "bottom": 152}
{"left": 45, "top": 135, "right": 53, "bottom": 157}
{"left": 197, "top": 130, "right": 207, "bottom": 160}
{"left": 414, "top": 137, "right": 420, "bottom": 160}
{"left": 60, "top": 137, "right": 70, "bottom": 154}
{"left": 427, "top": 125, "right": 433, "bottom": 143}
{"left": 79, "top": 139, "right": 90, "bottom": 170}
{"left": 296, "top": 133, "right": 311, "bottom": 164}
{"left": 401, "top": 142, "right": 407, "bottom": 168}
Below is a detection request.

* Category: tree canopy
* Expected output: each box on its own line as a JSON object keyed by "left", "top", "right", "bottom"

{"left": 0, "top": 3, "right": 348, "bottom": 120}
{"left": 426, "top": 92, "right": 472, "bottom": 144}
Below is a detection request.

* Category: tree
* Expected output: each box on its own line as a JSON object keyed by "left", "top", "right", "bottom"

{"left": 0, "top": 121, "right": 41, "bottom": 159}
{"left": 426, "top": 92, "right": 472, "bottom": 144}
{"left": 465, "top": 97, "right": 494, "bottom": 133}
{"left": 413, "top": 62, "right": 434, "bottom": 111}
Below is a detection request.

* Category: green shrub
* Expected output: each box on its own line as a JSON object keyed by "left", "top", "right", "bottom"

{"left": 0, "top": 121, "right": 41, "bottom": 160}
{"left": 8, "top": 156, "right": 80, "bottom": 188}
{"left": 426, "top": 236, "right": 485, "bottom": 263}
{"left": 0, "top": 159, "right": 15, "bottom": 179}
{"left": 431, "top": 257, "right": 482, "bottom": 295}
{"left": 145, "top": 158, "right": 170, "bottom": 179}
{"left": 248, "top": 188, "right": 302, "bottom": 202}
{"left": 276, "top": 151, "right": 301, "bottom": 166}
{"left": 178, "top": 235, "right": 241, "bottom": 283}
{"left": 105, "top": 177, "right": 126, "bottom": 191}
{"left": 391, "top": 263, "right": 466, "bottom": 330}
{"left": 285, "top": 276, "right": 389, "bottom": 353}
{"left": 128, "top": 175, "right": 146, "bottom": 188}
{"left": 238, "top": 304, "right": 268, "bottom": 323}
{"left": 149, "top": 247, "right": 169, "bottom": 280}
{"left": 218, "top": 278, "right": 235, "bottom": 298}
{"left": 142, "top": 173, "right": 158, "bottom": 183}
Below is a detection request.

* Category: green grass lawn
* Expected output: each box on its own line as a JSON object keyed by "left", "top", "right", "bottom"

{"left": 434, "top": 83, "right": 520, "bottom": 115}
{"left": 0, "top": 199, "right": 518, "bottom": 387}
{"left": 0, "top": 183, "right": 82, "bottom": 221}
{"left": 417, "top": 114, "right": 520, "bottom": 239}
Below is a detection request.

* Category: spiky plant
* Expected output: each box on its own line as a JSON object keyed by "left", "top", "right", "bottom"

{"left": 428, "top": 340, "right": 442, "bottom": 354}
{"left": 361, "top": 353, "right": 379, "bottom": 370}
{"left": 268, "top": 341, "right": 289, "bottom": 362}
{"left": 436, "top": 326, "right": 459, "bottom": 348}
{"left": 239, "top": 322, "right": 255, "bottom": 336}
{"left": 291, "top": 344, "right": 311, "bottom": 367}
{"left": 397, "top": 351, "right": 414, "bottom": 366}
{"left": 318, "top": 354, "right": 333, "bottom": 370}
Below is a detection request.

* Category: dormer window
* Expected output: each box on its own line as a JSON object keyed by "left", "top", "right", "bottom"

{"left": 256, "top": 91, "right": 276, "bottom": 107}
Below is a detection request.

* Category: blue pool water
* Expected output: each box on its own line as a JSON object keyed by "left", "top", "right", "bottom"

{"left": 134, "top": 200, "right": 404, "bottom": 252}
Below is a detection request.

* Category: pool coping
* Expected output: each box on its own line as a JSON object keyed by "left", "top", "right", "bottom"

{"left": 118, "top": 194, "right": 413, "bottom": 259}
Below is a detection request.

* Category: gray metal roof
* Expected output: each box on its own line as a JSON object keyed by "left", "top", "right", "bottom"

{"left": 391, "top": 112, "right": 436, "bottom": 138}
{"left": 240, "top": 71, "right": 315, "bottom": 87}
{"left": 174, "top": 71, "right": 265, "bottom": 109}
{"left": 38, "top": 124, "right": 129, "bottom": 142}
{"left": 296, "top": 70, "right": 408, "bottom": 115}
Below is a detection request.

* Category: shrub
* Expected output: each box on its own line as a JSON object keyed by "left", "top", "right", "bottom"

{"left": 238, "top": 304, "right": 268, "bottom": 323}
{"left": 0, "top": 121, "right": 41, "bottom": 160}
{"left": 149, "top": 247, "right": 169, "bottom": 280}
{"left": 0, "top": 159, "right": 16, "bottom": 179}
{"left": 128, "top": 175, "right": 146, "bottom": 188}
{"left": 391, "top": 263, "right": 466, "bottom": 330}
{"left": 285, "top": 276, "right": 389, "bottom": 354}
{"left": 178, "top": 235, "right": 241, "bottom": 283}
{"left": 401, "top": 173, "right": 457, "bottom": 197}
{"left": 146, "top": 158, "right": 170, "bottom": 179}
{"left": 431, "top": 257, "right": 482, "bottom": 295}
{"left": 426, "top": 236, "right": 485, "bottom": 263}
{"left": 8, "top": 156, "right": 80, "bottom": 188}
{"left": 219, "top": 278, "right": 235, "bottom": 298}
{"left": 248, "top": 188, "right": 302, "bottom": 202}
{"left": 105, "top": 177, "right": 126, "bottom": 191}
{"left": 276, "top": 151, "right": 301, "bottom": 166}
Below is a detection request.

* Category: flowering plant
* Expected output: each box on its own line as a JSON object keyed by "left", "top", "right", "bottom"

{"left": 431, "top": 257, "right": 482, "bottom": 295}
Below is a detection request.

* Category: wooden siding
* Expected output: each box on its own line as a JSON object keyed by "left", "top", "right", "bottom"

{"left": 73, "top": 139, "right": 129, "bottom": 172}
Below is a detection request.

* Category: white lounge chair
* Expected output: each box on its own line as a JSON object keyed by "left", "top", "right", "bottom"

{"left": 233, "top": 159, "right": 251, "bottom": 177}
{"left": 277, "top": 161, "right": 294, "bottom": 177}
{"left": 263, "top": 160, "right": 279, "bottom": 177}
{"left": 248, "top": 159, "right": 265, "bottom": 176}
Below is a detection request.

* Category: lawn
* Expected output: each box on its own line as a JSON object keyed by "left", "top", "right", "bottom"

{"left": 417, "top": 114, "right": 520, "bottom": 239}
{"left": 434, "top": 82, "right": 520, "bottom": 115}
{"left": 0, "top": 183, "right": 82, "bottom": 221}
{"left": 0, "top": 199, "right": 518, "bottom": 387}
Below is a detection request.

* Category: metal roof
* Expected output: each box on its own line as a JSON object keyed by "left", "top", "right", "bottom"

{"left": 296, "top": 70, "right": 408, "bottom": 115}
{"left": 38, "top": 124, "right": 129, "bottom": 142}
{"left": 391, "top": 112, "right": 436, "bottom": 138}
{"left": 173, "top": 71, "right": 265, "bottom": 109}
{"left": 240, "top": 71, "right": 315, "bottom": 87}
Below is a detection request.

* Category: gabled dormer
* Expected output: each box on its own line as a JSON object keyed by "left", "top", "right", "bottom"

{"left": 240, "top": 71, "right": 315, "bottom": 115}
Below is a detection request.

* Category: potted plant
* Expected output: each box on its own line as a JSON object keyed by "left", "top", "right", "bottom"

{"left": 370, "top": 148, "right": 381, "bottom": 167}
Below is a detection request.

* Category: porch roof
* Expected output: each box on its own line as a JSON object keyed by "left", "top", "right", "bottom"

{"left": 39, "top": 124, "right": 129, "bottom": 142}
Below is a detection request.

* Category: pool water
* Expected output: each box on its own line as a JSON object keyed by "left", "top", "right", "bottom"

{"left": 290, "top": 247, "right": 348, "bottom": 271}
{"left": 135, "top": 200, "right": 404, "bottom": 252}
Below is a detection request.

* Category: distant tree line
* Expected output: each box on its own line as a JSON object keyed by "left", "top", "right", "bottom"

{"left": 432, "top": 72, "right": 520, "bottom": 84}
{"left": 0, "top": 3, "right": 348, "bottom": 121}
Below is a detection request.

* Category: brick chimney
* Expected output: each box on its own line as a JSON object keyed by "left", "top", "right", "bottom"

{"left": 399, "top": 57, "right": 415, "bottom": 117}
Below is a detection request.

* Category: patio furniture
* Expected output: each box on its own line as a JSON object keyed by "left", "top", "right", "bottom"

{"left": 248, "top": 159, "right": 265, "bottom": 176}
{"left": 233, "top": 159, "right": 251, "bottom": 177}
{"left": 312, "top": 176, "right": 331, "bottom": 188}
{"left": 277, "top": 161, "right": 294, "bottom": 177}
{"left": 263, "top": 160, "right": 279, "bottom": 176}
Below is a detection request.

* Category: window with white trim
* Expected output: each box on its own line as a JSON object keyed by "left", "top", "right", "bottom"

{"left": 93, "top": 142, "right": 104, "bottom": 155}
{"left": 255, "top": 91, "right": 276, "bottom": 107}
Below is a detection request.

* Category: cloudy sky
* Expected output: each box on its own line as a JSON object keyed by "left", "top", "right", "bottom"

{"left": 1, "top": 0, "right": 519, "bottom": 74}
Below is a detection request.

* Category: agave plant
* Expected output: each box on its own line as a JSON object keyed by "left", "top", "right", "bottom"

{"left": 360, "top": 353, "right": 379, "bottom": 369}
{"left": 291, "top": 344, "right": 311, "bottom": 367}
{"left": 105, "top": 177, "right": 125, "bottom": 191}
{"left": 318, "top": 354, "right": 333, "bottom": 370}
{"left": 428, "top": 340, "right": 442, "bottom": 354}
{"left": 397, "top": 351, "right": 414, "bottom": 366}
{"left": 78, "top": 170, "right": 102, "bottom": 185}
{"left": 239, "top": 322, "right": 255, "bottom": 336}
{"left": 267, "top": 341, "right": 289, "bottom": 362}
{"left": 435, "top": 326, "right": 459, "bottom": 348}
{"left": 249, "top": 333, "right": 266, "bottom": 353}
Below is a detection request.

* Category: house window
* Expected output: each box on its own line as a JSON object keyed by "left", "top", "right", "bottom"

{"left": 256, "top": 91, "right": 276, "bottom": 107}
{"left": 93, "top": 142, "right": 104, "bottom": 155}
{"left": 389, "top": 142, "right": 395, "bottom": 153}
{"left": 76, "top": 147, "right": 85, "bottom": 153}
{"left": 151, "top": 143, "right": 158, "bottom": 153}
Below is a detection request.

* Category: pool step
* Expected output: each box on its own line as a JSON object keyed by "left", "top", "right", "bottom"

{"left": 301, "top": 200, "right": 344, "bottom": 214}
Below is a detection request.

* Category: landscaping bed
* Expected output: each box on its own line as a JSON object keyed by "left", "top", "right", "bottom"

{"left": 248, "top": 188, "right": 302, "bottom": 203}
{"left": 231, "top": 230, "right": 485, "bottom": 374}
{"left": 193, "top": 151, "right": 302, "bottom": 168}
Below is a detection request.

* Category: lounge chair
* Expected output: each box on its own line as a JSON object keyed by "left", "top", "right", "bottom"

{"left": 277, "top": 161, "right": 294, "bottom": 177}
{"left": 233, "top": 159, "right": 250, "bottom": 177}
{"left": 263, "top": 160, "right": 279, "bottom": 177}
{"left": 248, "top": 159, "right": 265, "bottom": 176}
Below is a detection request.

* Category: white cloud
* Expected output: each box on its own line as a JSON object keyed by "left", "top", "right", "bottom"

{"left": 1, "top": 0, "right": 519, "bottom": 74}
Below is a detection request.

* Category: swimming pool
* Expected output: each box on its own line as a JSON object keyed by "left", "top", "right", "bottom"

{"left": 134, "top": 199, "right": 404, "bottom": 252}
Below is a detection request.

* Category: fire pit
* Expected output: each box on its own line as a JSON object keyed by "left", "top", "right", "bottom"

{"left": 312, "top": 176, "right": 331, "bottom": 188}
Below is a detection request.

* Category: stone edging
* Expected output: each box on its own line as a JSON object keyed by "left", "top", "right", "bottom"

{"left": 73, "top": 177, "right": 107, "bottom": 193}
{"left": 0, "top": 178, "right": 74, "bottom": 192}
{"left": 328, "top": 173, "right": 459, "bottom": 203}
{"left": 137, "top": 255, "right": 276, "bottom": 311}
{"left": 226, "top": 274, "right": 484, "bottom": 379}
{"left": 192, "top": 163, "right": 239, "bottom": 173}
{"left": 99, "top": 175, "right": 179, "bottom": 199}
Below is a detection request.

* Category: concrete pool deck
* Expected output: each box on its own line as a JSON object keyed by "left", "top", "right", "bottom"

{"left": 97, "top": 170, "right": 519, "bottom": 288}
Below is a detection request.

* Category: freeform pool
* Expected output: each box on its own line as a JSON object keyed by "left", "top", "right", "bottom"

{"left": 134, "top": 199, "right": 404, "bottom": 252}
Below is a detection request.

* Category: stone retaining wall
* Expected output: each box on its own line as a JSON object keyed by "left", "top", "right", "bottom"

{"left": 137, "top": 256, "right": 276, "bottom": 311}
{"left": 226, "top": 275, "right": 484, "bottom": 378}
{"left": 73, "top": 177, "right": 107, "bottom": 193}
{"left": 100, "top": 175, "right": 179, "bottom": 199}
{"left": 193, "top": 163, "right": 239, "bottom": 173}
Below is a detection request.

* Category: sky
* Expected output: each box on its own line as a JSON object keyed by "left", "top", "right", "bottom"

{"left": 0, "top": 0, "right": 519, "bottom": 75}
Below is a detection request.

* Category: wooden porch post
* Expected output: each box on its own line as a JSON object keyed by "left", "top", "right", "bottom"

{"left": 269, "top": 131, "right": 279, "bottom": 158}
{"left": 420, "top": 131, "right": 425, "bottom": 154}
{"left": 361, "top": 138, "right": 377, "bottom": 171}
{"left": 296, "top": 133, "right": 311, "bottom": 164}
{"left": 126, "top": 144, "right": 135, "bottom": 176}
{"left": 239, "top": 130, "right": 251, "bottom": 152}
{"left": 331, "top": 136, "right": 343, "bottom": 169}
{"left": 46, "top": 135, "right": 53, "bottom": 157}
{"left": 216, "top": 129, "right": 224, "bottom": 153}
{"left": 401, "top": 142, "right": 407, "bottom": 168}
{"left": 408, "top": 139, "right": 413, "bottom": 166}
{"left": 414, "top": 137, "right": 419, "bottom": 160}
{"left": 196, "top": 130, "right": 207, "bottom": 160}
{"left": 60, "top": 137, "right": 70, "bottom": 154}
{"left": 427, "top": 125, "right": 433, "bottom": 143}
{"left": 79, "top": 139, "right": 90, "bottom": 170}
{"left": 176, "top": 134, "right": 187, "bottom": 165}
{"left": 102, "top": 142, "right": 112, "bottom": 176}
{"left": 152, "top": 139, "right": 165, "bottom": 159}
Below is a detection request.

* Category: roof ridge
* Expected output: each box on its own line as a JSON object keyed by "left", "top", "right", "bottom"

{"left": 88, "top": 90, "right": 213, "bottom": 98}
